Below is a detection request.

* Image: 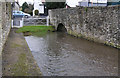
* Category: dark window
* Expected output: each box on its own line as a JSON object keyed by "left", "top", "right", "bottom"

{"left": 17, "top": 12, "right": 20, "bottom": 13}
{"left": 39, "top": 4, "right": 43, "bottom": 6}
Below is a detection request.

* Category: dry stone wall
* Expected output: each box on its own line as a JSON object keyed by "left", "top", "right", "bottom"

{"left": 49, "top": 6, "right": 120, "bottom": 48}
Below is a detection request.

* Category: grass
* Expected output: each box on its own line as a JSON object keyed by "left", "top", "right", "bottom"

{"left": 16, "top": 26, "right": 55, "bottom": 36}
{"left": 11, "top": 43, "right": 22, "bottom": 48}
{"left": 12, "top": 53, "right": 30, "bottom": 76}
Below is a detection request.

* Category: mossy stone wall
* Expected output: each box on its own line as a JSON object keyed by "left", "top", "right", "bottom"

{"left": 49, "top": 6, "right": 120, "bottom": 48}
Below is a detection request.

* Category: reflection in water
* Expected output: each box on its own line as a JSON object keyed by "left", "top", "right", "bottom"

{"left": 25, "top": 32, "right": 119, "bottom": 76}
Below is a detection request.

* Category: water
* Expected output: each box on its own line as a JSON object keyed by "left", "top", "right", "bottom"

{"left": 25, "top": 32, "right": 119, "bottom": 76}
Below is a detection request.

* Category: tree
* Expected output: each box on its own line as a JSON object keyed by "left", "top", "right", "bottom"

{"left": 44, "top": 2, "right": 66, "bottom": 9}
{"left": 22, "top": 2, "right": 29, "bottom": 12}
{"left": 24, "top": 4, "right": 34, "bottom": 15}
{"left": 22, "top": 3, "right": 34, "bottom": 16}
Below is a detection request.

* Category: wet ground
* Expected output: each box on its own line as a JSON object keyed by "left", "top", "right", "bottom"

{"left": 2, "top": 29, "right": 42, "bottom": 76}
{"left": 25, "top": 32, "right": 119, "bottom": 76}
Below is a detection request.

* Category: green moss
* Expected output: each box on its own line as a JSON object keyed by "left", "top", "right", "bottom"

{"left": 104, "top": 42, "right": 120, "bottom": 49}
{"left": 16, "top": 26, "right": 55, "bottom": 36}
{"left": 67, "top": 30, "right": 120, "bottom": 49}
{"left": 67, "top": 30, "right": 71, "bottom": 35}
{"left": 104, "top": 42, "right": 114, "bottom": 47}
{"left": 77, "top": 34, "right": 82, "bottom": 37}
{"left": 109, "top": 42, "right": 115, "bottom": 47}
{"left": 116, "top": 45, "right": 120, "bottom": 49}
{"left": 11, "top": 43, "right": 22, "bottom": 48}
{"left": 68, "top": 30, "right": 78, "bottom": 37}
{"left": 85, "top": 7, "right": 88, "bottom": 12}
{"left": 11, "top": 53, "right": 30, "bottom": 76}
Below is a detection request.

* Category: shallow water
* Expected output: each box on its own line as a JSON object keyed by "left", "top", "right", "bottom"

{"left": 25, "top": 32, "right": 119, "bottom": 76}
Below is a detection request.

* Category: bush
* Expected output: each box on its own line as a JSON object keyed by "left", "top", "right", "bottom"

{"left": 34, "top": 10, "right": 39, "bottom": 15}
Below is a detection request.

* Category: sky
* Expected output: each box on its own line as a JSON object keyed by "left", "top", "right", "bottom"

{"left": 16, "top": 0, "right": 120, "bottom": 6}
{"left": 16, "top": 0, "right": 82, "bottom": 7}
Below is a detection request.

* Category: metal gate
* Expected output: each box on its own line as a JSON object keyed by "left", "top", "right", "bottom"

{"left": 23, "top": 16, "right": 49, "bottom": 26}
{"left": 12, "top": 16, "right": 49, "bottom": 28}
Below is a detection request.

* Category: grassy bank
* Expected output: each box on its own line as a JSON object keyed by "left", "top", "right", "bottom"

{"left": 16, "top": 26, "right": 55, "bottom": 36}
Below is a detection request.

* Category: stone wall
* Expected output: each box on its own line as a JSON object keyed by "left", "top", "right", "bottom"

{"left": 0, "top": 2, "right": 2, "bottom": 55}
{"left": 0, "top": 2, "right": 12, "bottom": 54}
{"left": 49, "top": 6, "right": 120, "bottom": 48}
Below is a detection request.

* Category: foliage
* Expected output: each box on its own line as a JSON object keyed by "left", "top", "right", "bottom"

{"left": 22, "top": 2, "right": 29, "bottom": 12}
{"left": 22, "top": 2, "right": 34, "bottom": 15}
{"left": 34, "top": 10, "right": 39, "bottom": 15}
{"left": 44, "top": 2, "right": 66, "bottom": 9}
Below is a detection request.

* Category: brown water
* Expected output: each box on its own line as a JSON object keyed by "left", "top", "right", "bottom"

{"left": 25, "top": 32, "right": 119, "bottom": 76}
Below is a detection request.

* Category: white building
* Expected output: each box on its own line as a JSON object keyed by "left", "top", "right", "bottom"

{"left": 33, "top": 0, "right": 44, "bottom": 16}
{"left": 78, "top": 0, "right": 107, "bottom": 7}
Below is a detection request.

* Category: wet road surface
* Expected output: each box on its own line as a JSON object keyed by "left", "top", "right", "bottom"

{"left": 25, "top": 32, "right": 119, "bottom": 76}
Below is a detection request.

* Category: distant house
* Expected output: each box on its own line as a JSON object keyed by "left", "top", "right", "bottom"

{"left": 33, "top": 0, "right": 45, "bottom": 16}
{"left": 78, "top": 0, "right": 120, "bottom": 7}
{"left": 78, "top": 0, "right": 107, "bottom": 7}
{"left": 13, "top": 2, "right": 20, "bottom": 11}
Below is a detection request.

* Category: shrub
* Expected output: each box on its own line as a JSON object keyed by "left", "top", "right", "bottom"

{"left": 34, "top": 10, "right": 39, "bottom": 15}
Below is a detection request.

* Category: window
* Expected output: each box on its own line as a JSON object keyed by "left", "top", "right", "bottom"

{"left": 39, "top": 4, "right": 43, "bottom": 6}
{"left": 17, "top": 12, "right": 20, "bottom": 13}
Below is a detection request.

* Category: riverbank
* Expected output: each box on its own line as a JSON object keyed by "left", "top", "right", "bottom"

{"left": 16, "top": 26, "right": 55, "bottom": 36}
{"left": 2, "top": 28, "right": 42, "bottom": 76}
{"left": 16, "top": 26, "right": 120, "bottom": 49}
{"left": 25, "top": 31, "right": 119, "bottom": 76}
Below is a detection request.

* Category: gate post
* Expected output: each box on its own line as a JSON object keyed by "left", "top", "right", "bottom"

{"left": 47, "top": 16, "right": 49, "bottom": 26}
{"left": 11, "top": 20, "right": 13, "bottom": 28}
{"left": 20, "top": 17, "right": 24, "bottom": 27}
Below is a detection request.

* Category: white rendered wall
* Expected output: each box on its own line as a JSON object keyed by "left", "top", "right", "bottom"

{"left": 33, "top": 0, "right": 44, "bottom": 16}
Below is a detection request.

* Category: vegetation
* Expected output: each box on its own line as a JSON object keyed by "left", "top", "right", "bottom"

{"left": 16, "top": 26, "right": 55, "bottom": 36}
{"left": 34, "top": 10, "right": 39, "bottom": 15}
{"left": 22, "top": 2, "right": 29, "bottom": 12}
{"left": 22, "top": 2, "right": 34, "bottom": 16}
{"left": 12, "top": 53, "right": 30, "bottom": 76}
{"left": 44, "top": 2, "right": 66, "bottom": 9}
{"left": 85, "top": 7, "right": 87, "bottom": 12}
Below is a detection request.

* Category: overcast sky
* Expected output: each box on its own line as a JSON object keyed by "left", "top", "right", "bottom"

{"left": 16, "top": 0, "right": 120, "bottom": 6}
{"left": 16, "top": 0, "right": 81, "bottom": 7}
